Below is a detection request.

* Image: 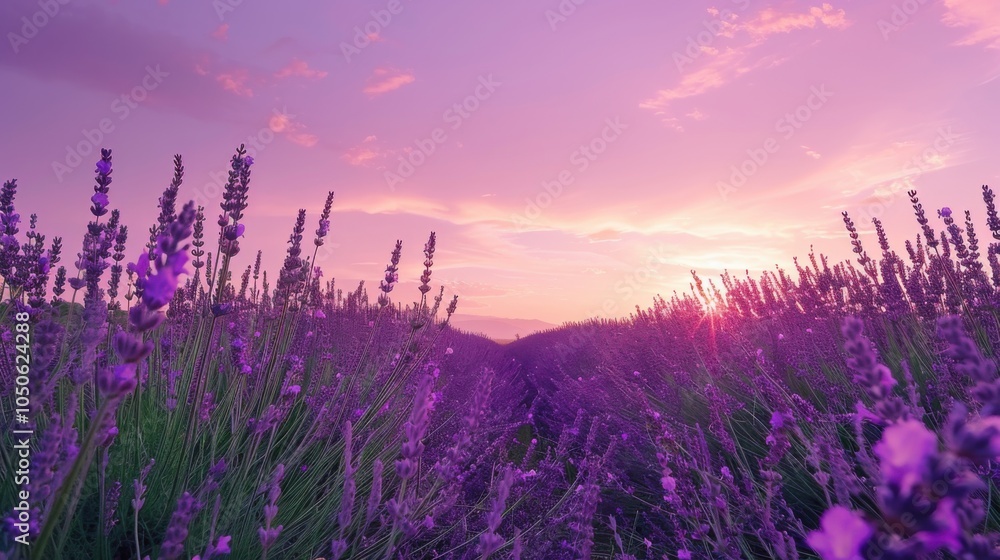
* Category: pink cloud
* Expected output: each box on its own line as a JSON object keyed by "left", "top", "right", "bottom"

{"left": 740, "top": 3, "right": 849, "bottom": 38}
{"left": 0, "top": 2, "right": 260, "bottom": 123}
{"left": 942, "top": 0, "right": 1000, "bottom": 48}
{"left": 640, "top": 47, "right": 759, "bottom": 114}
{"left": 344, "top": 146, "right": 378, "bottom": 165}
{"left": 275, "top": 58, "right": 328, "bottom": 79}
{"left": 801, "top": 146, "right": 822, "bottom": 159}
{"left": 585, "top": 229, "right": 624, "bottom": 243}
{"left": 641, "top": 4, "right": 848, "bottom": 123}
{"left": 268, "top": 112, "right": 293, "bottom": 132}
{"left": 343, "top": 135, "right": 389, "bottom": 166}
{"left": 216, "top": 70, "right": 254, "bottom": 97}
{"left": 268, "top": 111, "right": 319, "bottom": 147}
{"left": 287, "top": 132, "right": 319, "bottom": 147}
{"left": 363, "top": 67, "right": 415, "bottom": 96}
{"left": 442, "top": 281, "right": 512, "bottom": 297}
{"left": 212, "top": 24, "right": 229, "bottom": 41}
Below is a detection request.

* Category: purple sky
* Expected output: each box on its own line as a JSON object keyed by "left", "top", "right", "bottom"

{"left": 3, "top": 0, "right": 1000, "bottom": 324}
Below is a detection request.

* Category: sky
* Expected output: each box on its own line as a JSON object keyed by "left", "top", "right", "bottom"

{"left": 2, "top": 0, "right": 1000, "bottom": 325}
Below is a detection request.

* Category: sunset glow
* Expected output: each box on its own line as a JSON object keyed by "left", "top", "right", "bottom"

{"left": 3, "top": 0, "right": 999, "bottom": 326}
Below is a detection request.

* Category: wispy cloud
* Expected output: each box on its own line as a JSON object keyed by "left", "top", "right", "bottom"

{"left": 5, "top": 0, "right": 998, "bottom": 324}
{"left": 0, "top": 2, "right": 258, "bottom": 122}
{"left": 744, "top": 124, "right": 968, "bottom": 210}
{"left": 584, "top": 229, "right": 624, "bottom": 243}
{"left": 331, "top": 194, "right": 452, "bottom": 218}
{"left": 275, "top": 58, "right": 328, "bottom": 79}
{"left": 269, "top": 111, "right": 319, "bottom": 147}
{"left": 343, "top": 135, "right": 390, "bottom": 166}
{"left": 212, "top": 24, "right": 229, "bottom": 41}
{"left": 641, "top": 4, "right": 849, "bottom": 121}
{"left": 740, "top": 3, "right": 849, "bottom": 38}
{"left": 216, "top": 70, "right": 254, "bottom": 97}
{"left": 287, "top": 132, "right": 319, "bottom": 147}
{"left": 363, "top": 67, "right": 415, "bottom": 96}
{"left": 640, "top": 47, "right": 776, "bottom": 114}
{"left": 801, "top": 145, "right": 822, "bottom": 159}
{"left": 942, "top": 0, "right": 1000, "bottom": 48}
{"left": 442, "top": 280, "right": 513, "bottom": 297}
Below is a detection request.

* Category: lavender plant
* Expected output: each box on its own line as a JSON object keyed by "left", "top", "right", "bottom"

{"left": 9, "top": 148, "right": 1000, "bottom": 559}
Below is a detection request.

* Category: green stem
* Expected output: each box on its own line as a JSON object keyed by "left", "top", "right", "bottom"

{"left": 33, "top": 399, "right": 113, "bottom": 560}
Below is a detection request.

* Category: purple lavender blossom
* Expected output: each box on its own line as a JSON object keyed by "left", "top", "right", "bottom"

{"left": 395, "top": 374, "right": 435, "bottom": 480}
{"left": 314, "top": 191, "right": 333, "bottom": 247}
{"left": 160, "top": 492, "right": 203, "bottom": 559}
{"left": 479, "top": 467, "right": 514, "bottom": 558}
{"left": 873, "top": 419, "right": 938, "bottom": 496}
{"left": 377, "top": 240, "right": 403, "bottom": 307}
{"left": 806, "top": 506, "right": 872, "bottom": 560}
{"left": 258, "top": 464, "right": 285, "bottom": 554}
{"left": 91, "top": 150, "right": 113, "bottom": 218}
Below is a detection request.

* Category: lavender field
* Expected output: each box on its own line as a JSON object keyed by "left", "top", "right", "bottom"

{"left": 2, "top": 147, "right": 1000, "bottom": 560}
{"left": 10, "top": 2, "right": 1000, "bottom": 560}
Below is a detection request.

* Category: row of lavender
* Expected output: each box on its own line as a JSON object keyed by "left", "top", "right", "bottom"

{"left": 507, "top": 187, "right": 1000, "bottom": 557}
{"left": 0, "top": 147, "right": 577, "bottom": 559}
{"left": 4, "top": 143, "right": 1000, "bottom": 559}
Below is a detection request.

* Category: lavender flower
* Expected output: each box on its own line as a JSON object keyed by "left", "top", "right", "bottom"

{"left": 131, "top": 459, "right": 155, "bottom": 512}
{"left": 377, "top": 240, "right": 402, "bottom": 307}
{"left": 337, "top": 422, "right": 357, "bottom": 529}
{"left": 220, "top": 145, "right": 251, "bottom": 224}
{"left": 436, "top": 370, "right": 492, "bottom": 481}
{"left": 444, "top": 294, "right": 459, "bottom": 323}
{"left": 479, "top": 467, "right": 514, "bottom": 558}
{"left": 129, "top": 201, "right": 196, "bottom": 331}
{"left": 276, "top": 210, "right": 307, "bottom": 303}
{"left": 314, "top": 191, "right": 334, "bottom": 247}
{"left": 160, "top": 492, "right": 203, "bottom": 559}
{"left": 909, "top": 189, "right": 939, "bottom": 248}
{"left": 873, "top": 419, "right": 938, "bottom": 496}
{"left": 148, "top": 154, "right": 184, "bottom": 257}
{"left": 418, "top": 231, "right": 435, "bottom": 296}
{"left": 395, "top": 374, "right": 435, "bottom": 480}
{"left": 103, "top": 481, "right": 122, "bottom": 535}
{"left": 806, "top": 506, "right": 872, "bottom": 560}
{"left": 842, "top": 316, "right": 909, "bottom": 423}
{"left": 195, "top": 535, "right": 232, "bottom": 560}
{"left": 91, "top": 150, "right": 113, "bottom": 218}
{"left": 52, "top": 265, "right": 66, "bottom": 299}
{"left": 330, "top": 539, "right": 348, "bottom": 560}
{"left": 983, "top": 185, "right": 1000, "bottom": 240}
{"left": 108, "top": 223, "right": 128, "bottom": 301}
{"left": 258, "top": 464, "right": 285, "bottom": 554}
{"left": 841, "top": 211, "right": 875, "bottom": 278}
{"left": 191, "top": 205, "right": 206, "bottom": 272}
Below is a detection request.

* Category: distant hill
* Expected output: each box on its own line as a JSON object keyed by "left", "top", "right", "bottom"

{"left": 448, "top": 314, "right": 557, "bottom": 341}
